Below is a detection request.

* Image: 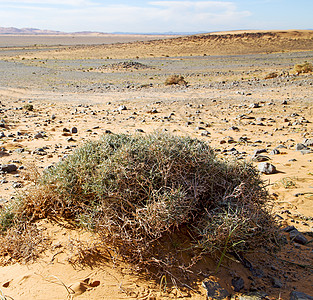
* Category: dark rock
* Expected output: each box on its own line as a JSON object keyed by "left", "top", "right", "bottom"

{"left": 63, "top": 128, "right": 70, "bottom": 133}
{"left": 202, "top": 280, "right": 229, "bottom": 300}
{"left": 33, "top": 148, "right": 47, "bottom": 156}
{"left": 253, "top": 149, "right": 267, "bottom": 155}
{"left": 295, "top": 143, "right": 308, "bottom": 151}
{"left": 258, "top": 162, "right": 276, "bottom": 174}
{"left": 135, "top": 129, "right": 144, "bottom": 133}
{"left": 0, "top": 164, "right": 17, "bottom": 173}
{"left": 290, "top": 291, "right": 313, "bottom": 300}
{"left": 71, "top": 127, "right": 78, "bottom": 134}
{"left": 289, "top": 229, "right": 308, "bottom": 245}
{"left": 270, "top": 277, "right": 283, "bottom": 288}
{"left": 253, "top": 155, "right": 270, "bottom": 162}
{"left": 34, "top": 132, "right": 44, "bottom": 139}
{"left": 282, "top": 225, "right": 296, "bottom": 232}
{"left": 232, "top": 276, "right": 244, "bottom": 292}
{"left": 0, "top": 132, "right": 5, "bottom": 138}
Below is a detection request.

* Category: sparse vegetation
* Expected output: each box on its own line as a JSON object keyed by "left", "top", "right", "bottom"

{"left": 264, "top": 72, "right": 278, "bottom": 79}
{"left": 0, "top": 132, "right": 276, "bottom": 270}
{"left": 294, "top": 61, "right": 313, "bottom": 74}
{"left": 23, "top": 104, "right": 34, "bottom": 111}
{"left": 165, "top": 75, "right": 187, "bottom": 86}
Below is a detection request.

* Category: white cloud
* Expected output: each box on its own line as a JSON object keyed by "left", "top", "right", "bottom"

{"left": 0, "top": 1, "right": 252, "bottom": 33}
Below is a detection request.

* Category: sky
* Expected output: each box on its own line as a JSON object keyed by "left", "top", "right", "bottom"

{"left": 0, "top": 0, "right": 312, "bottom": 33}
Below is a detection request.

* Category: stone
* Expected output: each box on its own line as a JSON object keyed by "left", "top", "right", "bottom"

{"left": 33, "top": 148, "right": 47, "bottom": 156}
{"left": 249, "top": 103, "right": 260, "bottom": 108}
{"left": 71, "top": 127, "right": 78, "bottom": 134}
{"left": 289, "top": 229, "right": 308, "bottom": 245}
{"left": 231, "top": 276, "right": 244, "bottom": 292}
{"left": 0, "top": 132, "right": 5, "bottom": 138}
{"left": 0, "top": 164, "right": 17, "bottom": 173}
{"left": 295, "top": 143, "right": 308, "bottom": 151}
{"left": 202, "top": 280, "right": 229, "bottom": 300}
{"left": 258, "top": 162, "right": 276, "bottom": 174}
{"left": 303, "top": 138, "right": 313, "bottom": 147}
{"left": 290, "top": 291, "right": 313, "bottom": 300}
{"left": 270, "top": 149, "right": 280, "bottom": 155}
{"left": 12, "top": 182, "right": 23, "bottom": 188}
{"left": 34, "top": 132, "right": 44, "bottom": 139}
{"left": 270, "top": 277, "right": 283, "bottom": 288}
{"left": 118, "top": 105, "right": 127, "bottom": 111}
{"left": 135, "top": 129, "right": 144, "bottom": 133}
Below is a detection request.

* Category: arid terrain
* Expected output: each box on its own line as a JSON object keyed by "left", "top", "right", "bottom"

{"left": 0, "top": 30, "right": 312, "bottom": 299}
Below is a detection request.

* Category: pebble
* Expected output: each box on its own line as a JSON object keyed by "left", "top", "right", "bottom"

{"left": 71, "top": 127, "right": 78, "bottom": 134}
{"left": 258, "top": 162, "right": 276, "bottom": 174}
{"left": 289, "top": 229, "right": 308, "bottom": 245}
{"left": 290, "top": 291, "right": 313, "bottom": 300}
{"left": 295, "top": 143, "right": 308, "bottom": 151}
{"left": 0, "top": 164, "right": 17, "bottom": 173}
{"left": 202, "top": 280, "right": 229, "bottom": 300}
{"left": 231, "top": 276, "right": 244, "bottom": 292}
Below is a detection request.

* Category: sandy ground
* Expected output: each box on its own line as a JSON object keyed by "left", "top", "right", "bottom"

{"left": 0, "top": 31, "right": 313, "bottom": 299}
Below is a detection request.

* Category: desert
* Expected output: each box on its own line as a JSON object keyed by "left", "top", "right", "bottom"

{"left": 0, "top": 30, "right": 313, "bottom": 300}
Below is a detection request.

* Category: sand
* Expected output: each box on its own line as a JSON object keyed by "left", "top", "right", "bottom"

{"left": 0, "top": 30, "right": 312, "bottom": 299}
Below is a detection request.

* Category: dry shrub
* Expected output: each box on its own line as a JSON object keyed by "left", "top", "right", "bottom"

{"left": 0, "top": 223, "right": 49, "bottom": 265}
{"left": 264, "top": 72, "right": 278, "bottom": 79}
{"left": 165, "top": 75, "right": 187, "bottom": 86}
{"left": 294, "top": 61, "right": 313, "bottom": 74}
{"left": 0, "top": 132, "right": 277, "bottom": 269}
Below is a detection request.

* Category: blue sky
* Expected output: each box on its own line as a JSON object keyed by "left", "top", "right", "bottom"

{"left": 0, "top": 0, "right": 312, "bottom": 33}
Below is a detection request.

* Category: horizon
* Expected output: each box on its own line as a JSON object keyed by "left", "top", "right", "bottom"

{"left": 0, "top": 1, "right": 312, "bottom": 34}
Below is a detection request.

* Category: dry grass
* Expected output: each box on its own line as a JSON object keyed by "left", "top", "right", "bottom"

{"left": 0, "top": 132, "right": 277, "bottom": 271}
{"left": 165, "top": 75, "right": 187, "bottom": 86}
{"left": 264, "top": 72, "right": 278, "bottom": 79}
{"left": 294, "top": 61, "right": 313, "bottom": 74}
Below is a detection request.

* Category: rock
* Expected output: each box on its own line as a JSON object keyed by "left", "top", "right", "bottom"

{"left": 67, "top": 137, "right": 75, "bottom": 142}
{"left": 135, "top": 129, "right": 144, "bottom": 133}
{"left": 12, "top": 182, "right": 23, "bottom": 188}
{"left": 63, "top": 128, "right": 70, "bottom": 133}
{"left": 34, "top": 132, "right": 44, "bottom": 139}
{"left": 202, "top": 280, "right": 229, "bottom": 300}
{"left": 270, "top": 149, "right": 280, "bottom": 155}
{"left": 0, "top": 164, "right": 17, "bottom": 173}
{"left": 258, "top": 162, "right": 276, "bottom": 174}
{"left": 290, "top": 291, "right": 313, "bottom": 300}
{"left": 303, "top": 138, "right": 313, "bottom": 147}
{"left": 71, "top": 127, "right": 78, "bottom": 134}
{"left": 233, "top": 292, "right": 268, "bottom": 300}
{"left": 118, "top": 105, "right": 127, "bottom": 111}
{"left": 282, "top": 225, "right": 296, "bottom": 232}
{"left": 289, "top": 229, "right": 308, "bottom": 245}
{"left": 253, "top": 149, "right": 267, "bottom": 155}
{"left": 33, "top": 148, "right": 47, "bottom": 156}
{"left": 232, "top": 276, "right": 244, "bottom": 292}
{"left": 249, "top": 103, "right": 260, "bottom": 108}
{"left": 0, "top": 132, "right": 5, "bottom": 138}
{"left": 253, "top": 155, "right": 270, "bottom": 162}
{"left": 295, "top": 143, "right": 308, "bottom": 151}
{"left": 300, "top": 150, "right": 312, "bottom": 155}
{"left": 270, "top": 277, "right": 283, "bottom": 288}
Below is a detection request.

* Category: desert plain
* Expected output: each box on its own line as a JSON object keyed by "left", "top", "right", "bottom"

{"left": 0, "top": 30, "right": 313, "bottom": 299}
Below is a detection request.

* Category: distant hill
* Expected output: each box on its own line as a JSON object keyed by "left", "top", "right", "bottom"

{"left": 0, "top": 27, "right": 64, "bottom": 35}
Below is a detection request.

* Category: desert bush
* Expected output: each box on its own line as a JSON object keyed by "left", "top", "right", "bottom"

{"left": 294, "top": 61, "right": 313, "bottom": 74}
{"left": 264, "top": 72, "right": 278, "bottom": 79}
{"left": 165, "top": 75, "right": 187, "bottom": 86}
{"left": 0, "top": 132, "right": 276, "bottom": 268}
{"left": 23, "top": 104, "right": 34, "bottom": 111}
